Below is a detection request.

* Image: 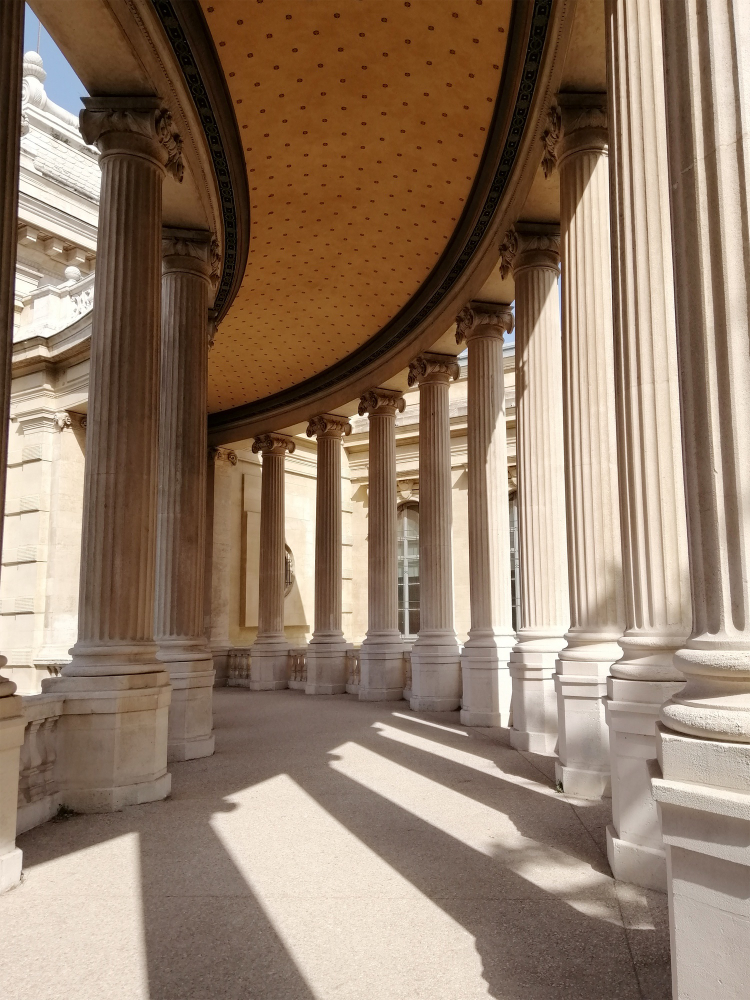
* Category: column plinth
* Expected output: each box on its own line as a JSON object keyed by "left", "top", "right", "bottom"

{"left": 0, "top": 0, "right": 25, "bottom": 892}
{"left": 501, "top": 227, "right": 570, "bottom": 754}
{"left": 248, "top": 433, "right": 295, "bottom": 690}
{"left": 155, "top": 230, "right": 215, "bottom": 762}
{"left": 47, "top": 97, "right": 184, "bottom": 812}
{"left": 544, "top": 94, "right": 625, "bottom": 799}
{"left": 408, "top": 354, "right": 462, "bottom": 712}
{"left": 653, "top": 2, "right": 750, "bottom": 989}
{"left": 605, "top": 0, "right": 690, "bottom": 889}
{"left": 305, "top": 414, "right": 352, "bottom": 695}
{"left": 357, "top": 389, "right": 406, "bottom": 701}
{"left": 456, "top": 304, "right": 515, "bottom": 727}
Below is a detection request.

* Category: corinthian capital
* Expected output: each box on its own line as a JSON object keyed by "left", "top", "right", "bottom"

{"left": 455, "top": 302, "right": 514, "bottom": 346}
{"left": 306, "top": 414, "right": 352, "bottom": 439}
{"left": 252, "top": 433, "right": 296, "bottom": 457}
{"left": 162, "top": 228, "right": 213, "bottom": 282}
{"left": 80, "top": 96, "right": 184, "bottom": 180}
{"left": 501, "top": 223, "right": 560, "bottom": 278}
{"left": 358, "top": 388, "right": 406, "bottom": 417}
{"left": 408, "top": 353, "right": 460, "bottom": 387}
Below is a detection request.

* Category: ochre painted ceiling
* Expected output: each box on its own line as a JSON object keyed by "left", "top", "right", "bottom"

{"left": 200, "top": 0, "right": 512, "bottom": 413}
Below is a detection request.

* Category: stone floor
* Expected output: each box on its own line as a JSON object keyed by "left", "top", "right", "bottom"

{"left": 1, "top": 688, "right": 671, "bottom": 1000}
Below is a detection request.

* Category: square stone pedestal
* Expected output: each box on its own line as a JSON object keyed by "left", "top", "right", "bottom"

{"left": 410, "top": 634, "right": 461, "bottom": 712}
{"left": 44, "top": 671, "right": 172, "bottom": 813}
{"left": 606, "top": 676, "right": 684, "bottom": 890}
{"left": 554, "top": 659, "right": 611, "bottom": 799}
{"left": 509, "top": 647, "right": 560, "bottom": 754}
{"left": 247, "top": 641, "right": 290, "bottom": 690}
{"left": 159, "top": 652, "right": 215, "bottom": 763}
{"left": 306, "top": 639, "right": 348, "bottom": 695}
{"left": 652, "top": 726, "right": 750, "bottom": 999}
{"left": 0, "top": 691, "right": 25, "bottom": 893}
{"left": 460, "top": 642, "right": 513, "bottom": 727}
{"left": 358, "top": 640, "right": 405, "bottom": 701}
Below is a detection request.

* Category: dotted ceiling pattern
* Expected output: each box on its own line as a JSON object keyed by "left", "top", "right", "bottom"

{"left": 201, "top": 0, "right": 511, "bottom": 413}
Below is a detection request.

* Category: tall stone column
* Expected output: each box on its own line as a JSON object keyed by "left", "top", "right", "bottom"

{"left": 543, "top": 94, "right": 625, "bottom": 798}
{"left": 48, "top": 97, "right": 183, "bottom": 812}
{"left": 155, "top": 229, "right": 215, "bottom": 762}
{"left": 248, "top": 433, "right": 295, "bottom": 690}
{"left": 500, "top": 225, "right": 570, "bottom": 754}
{"left": 408, "top": 354, "right": 461, "bottom": 711}
{"left": 605, "top": 0, "right": 690, "bottom": 890}
{"left": 0, "top": 0, "right": 26, "bottom": 893}
{"left": 455, "top": 303, "right": 515, "bottom": 727}
{"left": 357, "top": 389, "right": 406, "bottom": 700}
{"left": 305, "top": 414, "right": 352, "bottom": 694}
{"left": 207, "top": 445, "right": 237, "bottom": 686}
{"left": 653, "top": 2, "right": 750, "bottom": 992}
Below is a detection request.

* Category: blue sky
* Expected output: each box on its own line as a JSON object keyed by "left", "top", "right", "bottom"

{"left": 24, "top": 4, "right": 87, "bottom": 115}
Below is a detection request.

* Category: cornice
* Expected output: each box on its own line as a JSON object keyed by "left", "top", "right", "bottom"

{"left": 150, "top": 0, "right": 249, "bottom": 322}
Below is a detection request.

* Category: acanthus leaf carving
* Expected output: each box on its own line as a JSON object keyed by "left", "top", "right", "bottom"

{"left": 541, "top": 104, "right": 561, "bottom": 178}
{"left": 407, "top": 353, "right": 460, "bottom": 387}
{"left": 357, "top": 388, "right": 406, "bottom": 417}
{"left": 252, "top": 433, "right": 296, "bottom": 457}
{"left": 455, "top": 303, "right": 514, "bottom": 346}
{"left": 306, "top": 414, "right": 352, "bottom": 439}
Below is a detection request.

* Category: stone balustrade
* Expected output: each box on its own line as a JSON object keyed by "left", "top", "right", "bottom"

{"left": 288, "top": 648, "right": 308, "bottom": 690}
{"left": 226, "top": 649, "right": 252, "bottom": 686}
{"left": 345, "top": 647, "right": 361, "bottom": 695}
{"left": 15, "top": 692, "right": 64, "bottom": 835}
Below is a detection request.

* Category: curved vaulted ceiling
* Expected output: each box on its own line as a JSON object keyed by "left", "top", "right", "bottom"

{"left": 199, "top": 0, "right": 512, "bottom": 412}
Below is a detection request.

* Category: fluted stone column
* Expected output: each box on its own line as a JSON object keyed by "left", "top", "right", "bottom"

{"left": 455, "top": 304, "right": 515, "bottom": 727}
{"left": 305, "top": 414, "right": 352, "bottom": 694}
{"left": 248, "top": 433, "right": 295, "bottom": 690}
{"left": 653, "top": 2, "right": 750, "bottom": 992}
{"left": 408, "top": 354, "right": 461, "bottom": 711}
{"left": 207, "top": 445, "right": 237, "bottom": 686}
{"left": 500, "top": 226, "right": 570, "bottom": 754}
{"left": 543, "top": 95, "right": 625, "bottom": 798}
{"left": 155, "top": 229, "right": 215, "bottom": 762}
{"left": 0, "top": 0, "right": 26, "bottom": 893}
{"left": 46, "top": 98, "right": 183, "bottom": 812}
{"left": 605, "top": 0, "right": 690, "bottom": 890}
{"left": 357, "top": 389, "right": 406, "bottom": 700}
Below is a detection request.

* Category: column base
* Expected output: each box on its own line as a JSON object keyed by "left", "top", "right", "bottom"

{"left": 159, "top": 648, "right": 216, "bottom": 763}
{"left": 358, "top": 639, "right": 405, "bottom": 701}
{"left": 606, "top": 824, "right": 666, "bottom": 891}
{"left": 509, "top": 643, "right": 562, "bottom": 756}
{"left": 410, "top": 633, "right": 461, "bottom": 712}
{"left": 306, "top": 639, "right": 348, "bottom": 695}
{"left": 0, "top": 847, "right": 22, "bottom": 894}
{"left": 247, "top": 641, "right": 290, "bottom": 690}
{"left": 459, "top": 639, "right": 513, "bottom": 727}
{"left": 509, "top": 728, "right": 558, "bottom": 755}
{"left": 554, "top": 651, "right": 615, "bottom": 799}
{"left": 42, "top": 671, "right": 171, "bottom": 814}
{"left": 555, "top": 759, "right": 611, "bottom": 799}
{"left": 0, "top": 691, "right": 25, "bottom": 893}
{"left": 653, "top": 727, "right": 750, "bottom": 1000}
{"left": 605, "top": 676, "right": 684, "bottom": 889}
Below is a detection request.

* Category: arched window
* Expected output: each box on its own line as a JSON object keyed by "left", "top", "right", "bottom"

{"left": 397, "top": 502, "right": 420, "bottom": 637}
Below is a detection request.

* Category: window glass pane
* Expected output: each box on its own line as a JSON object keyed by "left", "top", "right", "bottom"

{"left": 397, "top": 503, "right": 420, "bottom": 638}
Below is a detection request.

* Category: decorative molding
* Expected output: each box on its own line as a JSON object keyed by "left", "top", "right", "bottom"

{"left": 162, "top": 228, "right": 212, "bottom": 261}
{"left": 209, "top": 445, "right": 237, "bottom": 465}
{"left": 207, "top": 0, "right": 556, "bottom": 433}
{"left": 210, "top": 235, "right": 221, "bottom": 288}
{"left": 306, "top": 414, "right": 352, "bottom": 439}
{"left": 207, "top": 307, "right": 218, "bottom": 351}
{"left": 79, "top": 99, "right": 184, "bottom": 181}
{"left": 358, "top": 388, "right": 406, "bottom": 417}
{"left": 541, "top": 104, "right": 561, "bottom": 178}
{"left": 455, "top": 303, "right": 514, "bottom": 345}
{"left": 408, "top": 353, "right": 461, "bottom": 387}
{"left": 53, "top": 412, "right": 72, "bottom": 431}
{"left": 500, "top": 224, "right": 560, "bottom": 277}
{"left": 155, "top": 107, "right": 184, "bottom": 181}
{"left": 499, "top": 228, "right": 519, "bottom": 280}
{"left": 251, "top": 433, "right": 296, "bottom": 457}
{"left": 150, "top": 0, "right": 249, "bottom": 320}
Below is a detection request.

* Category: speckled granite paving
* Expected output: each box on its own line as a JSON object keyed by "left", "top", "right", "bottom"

{"left": 1, "top": 688, "right": 671, "bottom": 1000}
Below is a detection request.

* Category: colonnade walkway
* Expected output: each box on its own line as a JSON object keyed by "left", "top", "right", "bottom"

{"left": 2, "top": 690, "right": 670, "bottom": 1000}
